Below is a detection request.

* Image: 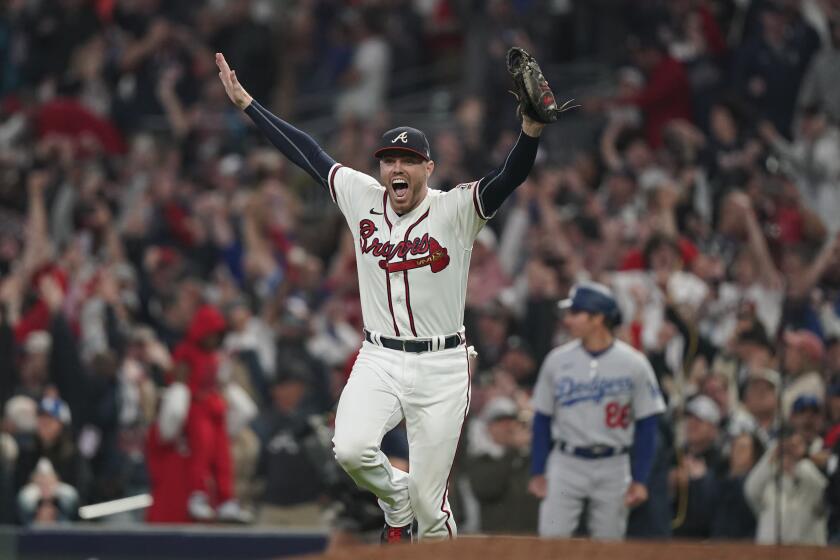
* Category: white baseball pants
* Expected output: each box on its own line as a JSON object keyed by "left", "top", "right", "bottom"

{"left": 332, "top": 340, "right": 470, "bottom": 540}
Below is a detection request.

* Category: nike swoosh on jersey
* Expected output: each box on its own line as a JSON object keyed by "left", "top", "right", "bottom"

{"left": 370, "top": 208, "right": 384, "bottom": 215}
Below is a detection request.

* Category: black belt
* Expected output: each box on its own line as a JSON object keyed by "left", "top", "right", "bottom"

{"left": 557, "top": 441, "right": 630, "bottom": 460}
{"left": 364, "top": 329, "right": 464, "bottom": 353}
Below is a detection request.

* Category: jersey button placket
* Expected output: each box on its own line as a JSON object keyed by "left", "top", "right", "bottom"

{"left": 390, "top": 221, "right": 406, "bottom": 332}
{"left": 390, "top": 227, "right": 406, "bottom": 317}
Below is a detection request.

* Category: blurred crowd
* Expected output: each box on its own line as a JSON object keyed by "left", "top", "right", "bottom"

{"left": 2, "top": 0, "right": 840, "bottom": 548}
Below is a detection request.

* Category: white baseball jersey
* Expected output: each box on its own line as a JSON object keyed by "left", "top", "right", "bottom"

{"left": 532, "top": 339, "right": 665, "bottom": 448}
{"left": 328, "top": 162, "right": 490, "bottom": 338}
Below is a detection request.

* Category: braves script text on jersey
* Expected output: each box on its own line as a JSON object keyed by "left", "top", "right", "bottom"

{"left": 329, "top": 165, "right": 486, "bottom": 337}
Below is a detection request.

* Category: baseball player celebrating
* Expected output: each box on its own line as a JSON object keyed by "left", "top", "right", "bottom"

{"left": 529, "top": 282, "right": 665, "bottom": 539}
{"left": 216, "top": 49, "right": 570, "bottom": 541}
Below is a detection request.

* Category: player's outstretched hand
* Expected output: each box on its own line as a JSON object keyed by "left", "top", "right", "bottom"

{"left": 216, "top": 52, "right": 253, "bottom": 110}
{"left": 624, "top": 481, "right": 649, "bottom": 508}
{"left": 527, "top": 475, "right": 548, "bottom": 499}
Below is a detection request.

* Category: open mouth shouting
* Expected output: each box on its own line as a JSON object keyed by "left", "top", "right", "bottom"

{"left": 391, "top": 177, "right": 410, "bottom": 202}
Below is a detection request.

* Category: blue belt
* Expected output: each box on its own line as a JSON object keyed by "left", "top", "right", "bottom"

{"left": 557, "top": 441, "right": 630, "bottom": 460}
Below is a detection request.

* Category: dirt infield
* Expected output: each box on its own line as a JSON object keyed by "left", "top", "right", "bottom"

{"left": 295, "top": 536, "right": 838, "bottom": 560}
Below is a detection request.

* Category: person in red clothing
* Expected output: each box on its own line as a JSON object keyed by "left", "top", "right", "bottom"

{"left": 602, "top": 36, "right": 694, "bottom": 148}
{"left": 626, "top": 35, "right": 693, "bottom": 147}
{"left": 36, "top": 97, "right": 127, "bottom": 156}
{"left": 145, "top": 421, "right": 190, "bottom": 523}
{"left": 170, "top": 304, "right": 251, "bottom": 523}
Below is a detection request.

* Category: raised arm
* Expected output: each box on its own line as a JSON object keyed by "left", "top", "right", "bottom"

{"left": 216, "top": 53, "right": 336, "bottom": 189}
{"left": 788, "top": 231, "right": 840, "bottom": 300}
{"left": 475, "top": 117, "right": 544, "bottom": 216}
{"left": 729, "top": 192, "right": 783, "bottom": 291}
{"left": 22, "top": 169, "right": 54, "bottom": 275}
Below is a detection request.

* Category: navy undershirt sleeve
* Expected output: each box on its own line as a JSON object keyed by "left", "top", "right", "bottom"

{"left": 477, "top": 131, "right": 540, "bottom": 215}
{"left": 631, "top": 414, "right": 659, "bottom": 484}
{"left": 531, "top": 411, "right": 552, "bottom": 476}
{"left": 243, "top": 100, "right": 336, "bottom": 188}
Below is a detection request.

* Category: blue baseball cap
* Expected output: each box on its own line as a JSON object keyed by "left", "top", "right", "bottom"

{"left": 559, "top": 282, "right": 620, "bottom": 321}
{"left": 38, "top": 396, "right": 71, "bottom": 426}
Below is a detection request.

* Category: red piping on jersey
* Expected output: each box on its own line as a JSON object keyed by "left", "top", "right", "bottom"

{"left": 403, "top": 272, "right": 416, "bottom": 337}
{"left": 471, "top": 181, "right": 487, "bottom": 220}
{"left": 328, "top": 164, "right": 343, "bottom": 202}
{"left": 441, "top": 345, "right": 472, "bottom": 538}
{"left": 385, "top": 264, "right": 399, "bottom": 336}
{"left": 383, "top": 192, "right": 393, "bottom": 232}
{"left": 381, "top": 192, "right": 399, "bottom": 335}
{"left": 401, "top": 209, "right": 429, "bottom": 337}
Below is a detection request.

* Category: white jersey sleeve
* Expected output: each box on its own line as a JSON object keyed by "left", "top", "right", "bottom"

{"left": 438, "top": 181, "right": 493, "bottom": 248}
{"left": 631, "top": 350, "right": 666, "bottom": 420}
{"left": 327, "top": 163, "right": 385, "bottom": 223}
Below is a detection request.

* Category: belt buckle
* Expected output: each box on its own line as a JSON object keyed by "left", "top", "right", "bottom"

{"left": 590, "top": 445, "right": 609, "bottom": 456}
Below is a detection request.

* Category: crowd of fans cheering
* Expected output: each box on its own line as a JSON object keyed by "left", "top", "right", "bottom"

{"left": 1, "top": 0, "right": 840, "bottom": 547}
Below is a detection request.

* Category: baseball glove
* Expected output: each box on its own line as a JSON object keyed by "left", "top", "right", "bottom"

{"left": 507, "top": 47, "right": 578, "bottom": 124}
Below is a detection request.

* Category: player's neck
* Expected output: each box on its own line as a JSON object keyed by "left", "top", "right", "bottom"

{"left": 581, "top": 331, "right": 614, "bottom": 356}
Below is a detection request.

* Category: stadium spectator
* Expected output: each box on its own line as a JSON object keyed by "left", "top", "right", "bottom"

{"left": 670, "top": 395, "right": 723, "bottom": 539}
{"left": 173, "top": 304, "right": 251, "bottom": 523}
{"left": 463, "top": 396, "right": 538, "bottom": 534}
{"left": 13, "top": 395, "right": 85, "bottom": 512}
{"left": 789, "top": 394, "right": 829, "bottom": 467}
{"left": 827, "top": 378, "right": 840, "bottom": 542}
{"left": 761, "top": 105, "right": 840, "bottom": 232}
{"left": 710, "top": 432, "right": 762, "bottom": 540}
{"left": 253, "top": 367, "right": 326, "bottom": 527}
{"left": 745, "top": 429, "right": 828, "bottom": 545}
{"left": 781, "top": 330, "right": 826, "bottom": 418}
{"left": 738, "top": 368, "right": 782, "bottom": 445}
{"left": 798, "top": 14, "right": 840, "bottom": 123}
{"left": 607, "top": 35, "right": 694, "bottom": 148}
{"left": 732, "top": 1, "right": 820, "bottom": 139}
{"left": 335, "top": 10, "right": 390, "bottom": 121}
{"left": 17, "top": 457, "right": 79, "bottom": 525}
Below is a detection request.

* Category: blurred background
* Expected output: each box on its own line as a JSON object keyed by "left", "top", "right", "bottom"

{"left": 1, "top": 0, "right": 840, "bottom": 551}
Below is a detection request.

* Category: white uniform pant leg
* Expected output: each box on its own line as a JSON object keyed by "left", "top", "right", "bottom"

{"left": 332, "top": 343, "right": 413, "bottom": 527}
{"left": 402, "top": 346, "right": 471, "bottom": 540}
{"left": 539, "top": 451, "right": 587, "bottom": 537}
{"left": 587, "top": 455, "right": 631, "bottom": 540}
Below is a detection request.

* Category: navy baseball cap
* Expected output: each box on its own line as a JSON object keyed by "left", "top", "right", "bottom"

{"left": 792, "top": 394, "right": 822, "bottom": 414}
{"left": 559, "top": 281, "right": 619, "bottom": 318}
{"left": 374, "top": 127, "right": 431, "bottom": 161}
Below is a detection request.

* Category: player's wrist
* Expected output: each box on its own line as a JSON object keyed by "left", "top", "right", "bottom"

{"left": 239, "top": 95, "right": 254, "bottom": 111}
{"left": 521, "top": 119, "right": 544, "bottom": 138}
